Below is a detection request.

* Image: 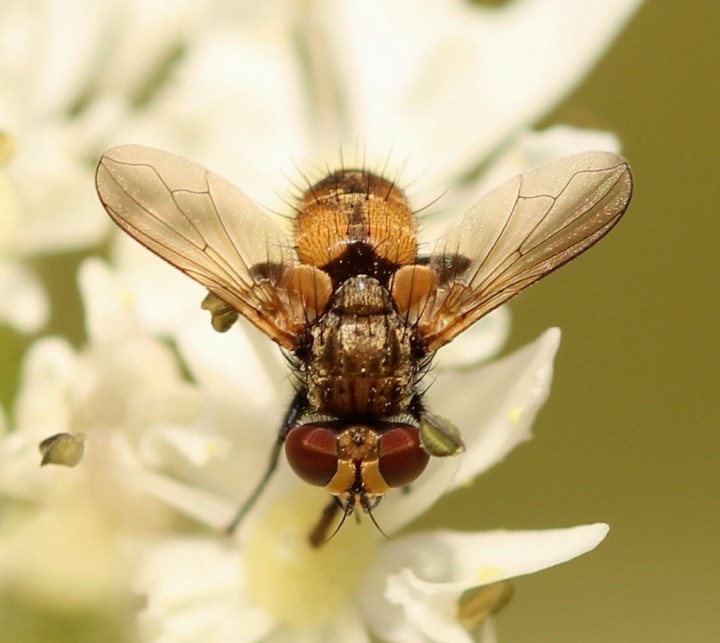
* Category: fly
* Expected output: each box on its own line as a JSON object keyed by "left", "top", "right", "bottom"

{"left": 96, "top": 146, "right": 632, "bottom": 545}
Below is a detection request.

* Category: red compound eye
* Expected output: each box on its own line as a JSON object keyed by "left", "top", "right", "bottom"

{"left": 378, "top": 425, "right": 429, "bottom": 488}
{"left": 285, "top": 425, "right": 339, "bottom": 487}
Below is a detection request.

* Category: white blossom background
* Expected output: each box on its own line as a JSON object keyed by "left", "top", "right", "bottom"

{"left": 0, "top": 2, "right": 718, "bottom": 643}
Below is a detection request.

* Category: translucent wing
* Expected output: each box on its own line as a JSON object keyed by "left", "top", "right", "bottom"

{"left": 96, "top": 145, "right": 305, "bottom": 349}
{"left": 418, "top": 151, "right": 633, "bottom": 351}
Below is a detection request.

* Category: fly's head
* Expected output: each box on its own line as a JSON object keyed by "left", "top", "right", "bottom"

{"left": 284, "top": 420, "right": 430, "bottom": 531}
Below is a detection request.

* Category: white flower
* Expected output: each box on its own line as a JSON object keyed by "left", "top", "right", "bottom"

{"left": 0, "top": 257, "right": 211, "bottom": 635}
{"left": 1, "top": 0, "right": 643, "bottom": 640}
{"left": 129, "top": 326, "right": 610, "bottom": 643}
{"left": 1, "top": 258, "right": 207, "bottom": 503}
{"left": 0, "top": 0, "right": 208, "bottom": 331}
{"left": 0, "top": 0, "right": 209, "bottom": 252}
{"left": 0, "top": 255, "right": 606, "bottom": 641}
{"left": 129, "top": 0, "right": 641, "bottom": 187}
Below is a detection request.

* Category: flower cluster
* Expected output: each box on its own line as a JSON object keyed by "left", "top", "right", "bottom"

{"left": 0, "top": 1, "right": 642, "bottom": 641}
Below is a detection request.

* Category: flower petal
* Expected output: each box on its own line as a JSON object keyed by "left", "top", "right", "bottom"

{"left": 139, "top": 423, "right": 232, "bottom": 469}
{"left": 0, "top": 261, "right": 48, "bottom": 332}
{"left": 116, "top": 24, "right": 308, "bottom": 212}
{"left": 387, "top": 523, "right": 610, "bottom": 585}
{"left": 0, "top": 353, "right": 79, "bottom": 497}
{"left": 78, "top": 257, "right": 143, "bottom": 345}
{"left": 373, "top": 455, "right": 462, "bottom": 538}
{"left": 12, "top": 337, "right": 77, "bottom": 438}
{"left": 477, "top": 125, "right": 622, "bottom": 192}
{"left": 175, "top": 311, "right": 289, "bottom": 408}
{"left": 433, "top": 307, "right": 510, "bottom": 370}
{"left": 336, "top": 0, "right": 643, "bottom": 182}
{"left": 8, "top": 125, "right": 110, "bottom": 253}
{"left": 437, "top": 328, "right": 561, "bottom": 490}
{"left": 2, "top": 0, "right": 111, "bottom": 119}
{"left": 109, "top": 236, "right": 201, "bottom": 331}
{"left": 129, "top": 469, "right": 236, "bottom": 531}
{"left": 91, "top": 0, "right": 206, "bottom": 98}
{"left": 134, "top": 537, "right": 275, "bottom": 643}
{"left": 0, "top": 500, "right": 132, "bottom": 614}
{"left": 361, "top": 523, "right": 609, "bottom": 642}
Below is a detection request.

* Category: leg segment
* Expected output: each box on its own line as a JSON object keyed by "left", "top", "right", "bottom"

{"left": 224, "top": 388, "right": 309, "bottom": 534}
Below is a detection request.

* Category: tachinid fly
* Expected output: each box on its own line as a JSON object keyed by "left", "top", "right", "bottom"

{"left": 96, "top": 146, "right": 632, "bottom": 545}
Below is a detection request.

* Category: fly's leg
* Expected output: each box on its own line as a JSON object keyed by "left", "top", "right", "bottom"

{"left": 224, "top": 388, "right": 308, "bottom": 534}
{"left": 308, "top": 498, "right": 342, "bottom": 548}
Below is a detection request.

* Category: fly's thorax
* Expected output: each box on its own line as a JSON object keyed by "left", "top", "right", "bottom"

{"left": 305, "top": 276, "right": 416, "bottom": 419}
{"left": 294, "top": 170, "right": 417, "bottom": 272}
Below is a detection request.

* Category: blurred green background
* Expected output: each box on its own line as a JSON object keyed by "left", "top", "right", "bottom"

{"left": 2, "top": 2, "right": 718, "bottom": 642}
{"left": 419, "top": 3, "right": 720, "bottom": 642}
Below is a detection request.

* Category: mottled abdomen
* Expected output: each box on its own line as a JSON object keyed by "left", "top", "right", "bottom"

{"left": 306, "top": 276, "right": 416, "bottom": 419}
{"left": 294, "top": 170, "right": 417, "bottom": 271}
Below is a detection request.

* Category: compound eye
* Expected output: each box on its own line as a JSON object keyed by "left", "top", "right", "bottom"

{"left": 378, "top": 425, "right": 430, "bottom": 488}
{"left": 285, "top": 425, "right": 339, "bottom": 487}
